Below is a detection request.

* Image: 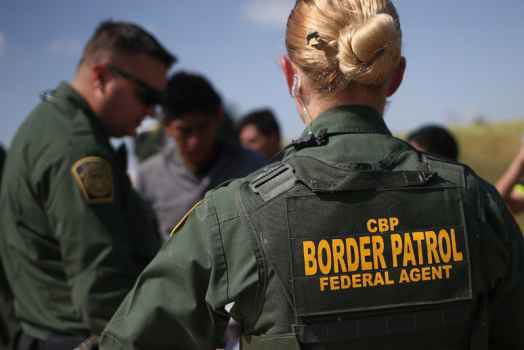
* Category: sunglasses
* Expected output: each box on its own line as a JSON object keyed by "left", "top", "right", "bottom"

{"left": 107, "top": 65, "right": 164, "bottom": 107}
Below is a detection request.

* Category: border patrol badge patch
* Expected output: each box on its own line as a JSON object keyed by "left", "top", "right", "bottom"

{"left": 71, "top": 156, "right": 114, "bottom": 204}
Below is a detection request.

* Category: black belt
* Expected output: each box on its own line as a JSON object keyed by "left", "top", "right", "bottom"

{"left": 16, "top": 332, "right": 87, "bottom": 350}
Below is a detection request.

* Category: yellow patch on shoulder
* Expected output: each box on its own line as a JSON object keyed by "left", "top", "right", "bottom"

{"left": 71, "top": 156, "right": 114, "bottom": 204}
{"left": 170, "top": 200, "right": 202, "bottom": 237}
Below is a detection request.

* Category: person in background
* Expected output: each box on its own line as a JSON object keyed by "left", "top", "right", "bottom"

{"left": 136, "top": 71, "right": 266, "bottom": 238}
{"left": 406, "top": 124, "right": 459, "bottom": 161}
{"left": 134, "top": 125, "right": 167, "bottom": 164}
{"left": 0, "top": 20, "right": 174, "bottom": 350}
{"left": 238, "top": 108, "right": 282, "bottom": 160}
{"left": 133, "top": 107, "right": 240, "bottom": 166}
{"left": 496, "top": 138, "right": 524, "bottom": 214}
{"left": 100, "top": 0, "right": 524, "bottom": 349}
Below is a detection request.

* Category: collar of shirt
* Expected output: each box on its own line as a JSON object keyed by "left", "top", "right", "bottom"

{"left": 285, "top": 105, "right": 411, "bottom": 164}
{"left": 163, "top": 141, "right": 226, "bottom": 178}
{"left": 301, "top": 104, "right": 391, "bottom": 138}
{"left": 51, "top": 82, "right": 110, "bottom": 141}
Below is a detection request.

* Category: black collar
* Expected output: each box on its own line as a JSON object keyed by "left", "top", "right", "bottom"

{"left": 288, "top": 105, "right": 391, "bottom": 151}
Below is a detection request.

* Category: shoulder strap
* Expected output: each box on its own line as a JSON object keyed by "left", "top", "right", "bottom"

{"left": 463, "top": 172, "right": 489, "bottom": 350}
{"left": 249, "top": 163, "right": 297, "bottom": 202}
{"left": 423, "top": 154, "right": 466, "bottom": 187}
{"left": 426, "top": 155, "right": 489, "bottom": 349}
{"left": 40, "top": 90, "right": 76, "bottom": 117}
{"left": 287, "top": 155, "right": 436, "bottom": 193}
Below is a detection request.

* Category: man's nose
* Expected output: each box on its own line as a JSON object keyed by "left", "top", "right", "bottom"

{"left": 186, "top": 135, "right": 201, "bottom": 150}
{"left": 143, "top": 105, "right": 155, "bottom": 118}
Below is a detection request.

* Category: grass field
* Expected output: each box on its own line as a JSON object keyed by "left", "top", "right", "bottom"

{"left": 403, "top": 118, "right": 524, "bottom": 227}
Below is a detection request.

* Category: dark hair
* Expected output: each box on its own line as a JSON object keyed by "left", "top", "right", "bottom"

{"left": 238, "top": 108, "right": 281, "bottom": 138}
{"left": 79, "top": 20, "right": 176, "bottom": 67}
{"left": 407, "top": 125, "right": 459, "bottom": 161}
{"left": 0, "top": 144, "right": 6, "bottom": 186}
{"left": 162, "top": 71, "right": 222, "bottom": 120}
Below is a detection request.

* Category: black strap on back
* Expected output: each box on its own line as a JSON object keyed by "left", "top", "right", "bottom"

{"left": 464, "top": 171, "right": 489, "bottom": 350}
{"left": 17, "top": 332, "right": 87, "bottom": 350}
{"left": 249, "top": 163, "right": 297, "bottom": 202}
{"left": 288, "top": 129, "right": 329, "bottom": 151}
{"left": 424, "top": 155, "right": 488, "bottom": 350}
{"left": 309, "top": 169, "right": 434, "bottom": 192}
{"left": 287, "top": 155, "right": 436, "bottom": 194}
{"left": 286, "top": 127, "right": 390, "bottom": 153}
{"left": 294, "top": 305, "right": 471, "bottom": 344}
{"left": 250, "top": 149, "right": 437, "bottom": 202}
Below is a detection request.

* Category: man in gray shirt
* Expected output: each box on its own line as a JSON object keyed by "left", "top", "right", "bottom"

{"left": 137, "top": 71, "right": 266, "bottom": 238}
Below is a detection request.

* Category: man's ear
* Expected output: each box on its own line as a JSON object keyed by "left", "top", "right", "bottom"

{"left": 91, "top": 63, "right": 110, "bottom": 92}
{"left": 386, "top": 56, "right": 406, "bottom": 97}
{"left": 280, "top": 55, "right": 296, "bottom": 96}
{"left": 163, "top": 118, "right": 177, "bottom": 138}
{"left": 216, "top": 106, "right": 225, "bottom": 123}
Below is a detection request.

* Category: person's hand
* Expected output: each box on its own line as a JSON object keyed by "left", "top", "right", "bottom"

{"left": 74, "top": 335, "right": 99, "bottom": 350}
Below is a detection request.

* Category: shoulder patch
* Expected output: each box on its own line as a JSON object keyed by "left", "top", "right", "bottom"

{"left": 169, "top": 200, "right": 202, "bottom": 237}
{"left": 71, "top": 156, "right": 114, "bottom": 204}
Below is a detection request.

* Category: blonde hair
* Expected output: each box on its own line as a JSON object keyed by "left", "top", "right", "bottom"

{"left": 286, "top": 0, "right": 402, "bottom": 92}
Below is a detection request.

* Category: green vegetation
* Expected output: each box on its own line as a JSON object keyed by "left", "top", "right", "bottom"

{"left": 454, "top": 119, "right": 524, "bottom": 183}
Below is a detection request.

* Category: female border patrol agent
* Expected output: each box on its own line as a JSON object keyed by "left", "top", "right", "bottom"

{"left": 99, "top": 1, "right": 524, "bottom": 349}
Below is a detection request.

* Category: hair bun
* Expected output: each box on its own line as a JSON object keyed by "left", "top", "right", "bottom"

{"left": 350, "top": 13, "right": 397, "bottom": 63}
{"left": 337, "top": 13, "right": 401, "bottom": 85}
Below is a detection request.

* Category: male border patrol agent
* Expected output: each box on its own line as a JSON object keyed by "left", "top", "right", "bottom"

{"left": 0, "top": 144, "right": 17, "bottom": 350}
{"left": 99, "top": 0, "right": 524, "bottom": 348}
{"left": 0, "top": 21, "right": 175, "bottom": 349}
{"left": 0, "top": 145, "right": 5, "bottom": 186}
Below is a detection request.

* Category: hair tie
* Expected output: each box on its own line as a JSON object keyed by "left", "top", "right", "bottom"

{"left": 306, "top": 31, "right": 337, "bottom": 57}
{"left": 306, "top": 31, "right": 325, "bottom": 49}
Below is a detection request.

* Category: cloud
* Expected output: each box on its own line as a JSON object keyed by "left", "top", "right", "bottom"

{"left": 243, "top": 0, "right": 295, "bottom": 27}
{"left": 47, "top": 39, "right": 83, "bottom": 56}
{"left": 0, "top": 33, "right": 5, "bottom": 57}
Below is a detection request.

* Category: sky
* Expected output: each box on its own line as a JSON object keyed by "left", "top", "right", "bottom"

{"left": 1, "top": 0, "right": 524, "bottom": 147}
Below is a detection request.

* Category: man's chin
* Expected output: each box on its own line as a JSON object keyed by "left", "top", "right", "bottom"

{"left": 181, "top": 156, "right": 206, "bottom": 172}
{"left": 125, "top": 122, "right": 142, "bottom": 137}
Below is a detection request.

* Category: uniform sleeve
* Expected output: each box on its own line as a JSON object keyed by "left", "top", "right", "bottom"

{"left": 98, "top": 191, "right": 260, "bottom": 350}
{"left": 135, "top": 165, "right": 147, "bottom": 198}
{"left": 480, "top": 181, "right": 524, "bottom": 346}
{"left": 44, "top": 154, "right": 147, "bottom": 334}
{"left": 126, "top": 188, "right": 162, "bottom": 265}
{"left": 0, "top": 146, "right": 6, "bottom": 187}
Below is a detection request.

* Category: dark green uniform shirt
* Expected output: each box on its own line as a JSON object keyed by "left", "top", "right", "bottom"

{"left": 0, "top": 83, "right": 161, "bottom": 339}
{"left": 0, "top": 144, "right": 17, "bottom": 350}
{"left": 0, "top": 145, "right": 5, "bottom": 186}
{"left": 99, "top": 106, "right": 524, "bottom": 349}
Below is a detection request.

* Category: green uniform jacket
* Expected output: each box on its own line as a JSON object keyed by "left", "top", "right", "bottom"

{"left": 0, "top": 144, "right": 18, "bottom": 350}
{"left": 0, "top": 145, "right": 5, "bottom": 186}
{"left": 99, "top": 106, "right": 524, "bottom": 349}
{"left": 0, "top": 83, "right": 161, "bottom": 339}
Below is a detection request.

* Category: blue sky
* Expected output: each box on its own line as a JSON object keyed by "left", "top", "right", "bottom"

{"left": 1, "top": 0, "right": 523, "bottom": 147}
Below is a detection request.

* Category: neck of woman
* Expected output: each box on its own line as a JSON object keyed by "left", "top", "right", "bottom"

{"left": 304, "top": 85, "right": 387, "bottom": 123}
